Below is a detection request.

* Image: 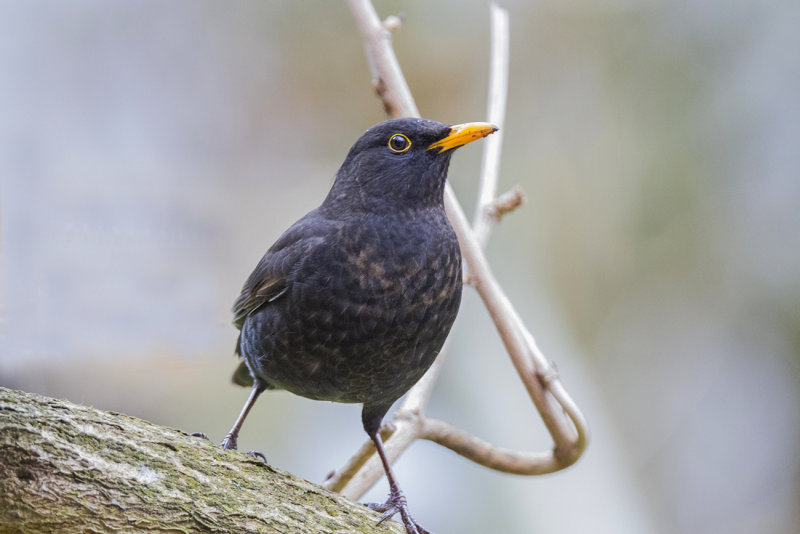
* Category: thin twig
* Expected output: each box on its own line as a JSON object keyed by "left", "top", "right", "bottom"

{"left": 348, "top": 0, "right": 418, "bottom": 118}
{"left": 326, "top": 0, "right": 589, "bottom": 500}
{"left": 473, "top": 3, "right": 510, "bottom": 249}
{"left": 488, "top": 185, "right": 527, "bottom": 221}
{"left": 420, "top": 417, "right": 555, "bottom": 475}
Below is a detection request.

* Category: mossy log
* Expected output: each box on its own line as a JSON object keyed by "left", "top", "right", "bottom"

{"left": 0, "top": 387, "right": 402, "bottom": 533}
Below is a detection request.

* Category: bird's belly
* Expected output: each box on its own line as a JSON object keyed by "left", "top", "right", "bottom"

{"left": 240, "top": 258, "right": 461, "bottom": 404}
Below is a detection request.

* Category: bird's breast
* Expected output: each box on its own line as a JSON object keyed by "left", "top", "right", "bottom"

{"left": 295, "top": 224, "right": 460, "bottom": 323}
{"left": 340, "top": 214, "right": 461, "bottom": 306}
{"left": 245, "top": 212, "right": 462, "bottom": 404}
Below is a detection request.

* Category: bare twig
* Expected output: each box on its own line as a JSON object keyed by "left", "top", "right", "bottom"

{"left": 348, "top": 0, "right": 418, "bottom": 118}
{"left": 489, "top": 185, "right": 527, "bottom": 220}
{"left": 382, "top": 13, "right": 404, "bottom": 33}
{"left": 326, "top": 0, "right": 589, "bottom": 499}
{"left": 473, "top": 2, "right": 510, "bottom": 249}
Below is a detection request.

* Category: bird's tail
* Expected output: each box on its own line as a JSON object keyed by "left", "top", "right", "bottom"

{"left": 231, "top": 360, "right": 254, "bottom": 387}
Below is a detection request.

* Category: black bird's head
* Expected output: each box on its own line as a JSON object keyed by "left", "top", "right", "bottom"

{"left": 322, "top": 118, "right": 497, "bottom": 216}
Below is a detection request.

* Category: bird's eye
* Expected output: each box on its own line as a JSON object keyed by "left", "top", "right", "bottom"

{"left": 388, "top": 134, "right": 411, "bottom": 153}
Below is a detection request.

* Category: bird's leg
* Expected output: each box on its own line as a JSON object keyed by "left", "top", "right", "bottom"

{"left": 365, "top": 430, "right": 432, "bottom": 534}
{"left": 220, "top": 378, "right": 267, "bottom": 458}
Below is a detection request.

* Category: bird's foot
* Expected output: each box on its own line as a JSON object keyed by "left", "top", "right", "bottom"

{"left": 191, "top": 433, "right": 267, "bottom": 463}
{"left": 220, "top": 433, "right": 268, "bottom": 463}
{"left": 367, "top": 489, "right": 431, "bottom": 534}
{"left": 245, "top": 450, "right": 268, "bottom": 463}
{"left": 220, "top": 433, "right": 238, "bottom": 450}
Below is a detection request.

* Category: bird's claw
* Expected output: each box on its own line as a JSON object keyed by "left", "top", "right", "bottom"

{"left": 367, "top": 490, "right": 432, "bottom": 534}
{"left": 220, "top": 434, "right": 238, "bottom": 450}
{"left": 245, "top": 450, "right": 268, "bottom": 463}
{"left": 219, "top": 434, "right": 267, "bottom": 463}
{"left": 192, "top": 432, "right": 267, "bottom": 462}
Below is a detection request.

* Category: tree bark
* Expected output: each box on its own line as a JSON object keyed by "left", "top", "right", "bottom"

{"left": 0, "top": 387, "right": 401, "bottom": 533}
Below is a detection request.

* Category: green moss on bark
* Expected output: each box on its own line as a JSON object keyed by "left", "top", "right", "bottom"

{"left": 0, "top": 387, "right": 402, "bottom": 533}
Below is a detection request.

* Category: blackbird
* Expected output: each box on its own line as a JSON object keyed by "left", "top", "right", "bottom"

{"left": 221, "top": 117, "right": 496, "bottom": 534}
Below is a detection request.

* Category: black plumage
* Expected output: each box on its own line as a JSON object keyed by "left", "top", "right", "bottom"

{"left": 220, "top": 117, "right": 496, "bottom": 534}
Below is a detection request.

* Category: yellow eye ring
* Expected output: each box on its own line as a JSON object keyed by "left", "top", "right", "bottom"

{"left": 388, "top": 133, "right": 411, "bottom": 153}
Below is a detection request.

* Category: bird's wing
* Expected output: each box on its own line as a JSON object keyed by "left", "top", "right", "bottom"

{"left": 230, "top": 210, "right": 332, "bottom": 387}
{"left": 231, "top": 258, "right": 289, "bottom": 332}
{"left": 231, "top": 209, "right": 330, "bottom": 331}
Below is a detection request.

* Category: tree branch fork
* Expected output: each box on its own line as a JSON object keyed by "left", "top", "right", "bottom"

{"left": 325, "top": 0, "right": 589, "bottom": 500}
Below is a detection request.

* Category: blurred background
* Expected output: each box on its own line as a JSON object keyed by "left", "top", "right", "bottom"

{"left": 1, "top": 1, "right": 798, "bottom": 533}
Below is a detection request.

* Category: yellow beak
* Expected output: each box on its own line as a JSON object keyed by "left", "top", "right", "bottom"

{"left": 428, "top": 122, "right": 498, "bottom": 153}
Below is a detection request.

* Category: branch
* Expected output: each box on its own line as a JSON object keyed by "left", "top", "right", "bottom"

{"left": 0, "top": 387, "right": 402, "bottom": 534}
{"left": 348, "top": 1, "right": 418, "bottom": 118}
{"left": 473, "top": 2, "right": 511, "bottom": 249}
{"left": 326, "top": 0, "right": 589, "bottom": 498}
{"left": 487, "top": 185, "right": 527, "bottom": 222}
